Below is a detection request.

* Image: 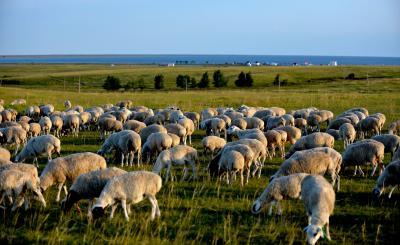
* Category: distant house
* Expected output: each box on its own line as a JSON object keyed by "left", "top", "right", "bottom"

{"left": 329, "top": 61, "right": 338, "bottom": 66}
{"left": 159, "top": 63, "right": 175, "bottom": 67}
{"left": 254, "top": 62, "right": 261, "bottom": 66}
{"left": 245, "top": 61, "right": 252, "bottom": 67}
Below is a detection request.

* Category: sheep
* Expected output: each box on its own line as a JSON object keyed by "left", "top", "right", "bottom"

{"left": 301, "top": 175, "right": 335, "bottom": 244}
{"left": 39, "top": 116, "right": 52, "bottom": 135}
{"left": 168, "top": 133, "right": 180, "bottom": 147}
{"left": 140, "top": 124, "right": 167, "bottom": 143}
{"left": 0, "top": 147, "right": 10, "bottom": 160}
{"left": 251, "top": 173, "right": 309, "bottom": 215}
{"left": 244, "top": 117, "right": 264, "bottom": 130}
{"left": 264, "top": 130, "right": 285, "bottom": 158}
{"left": 218, "top": 150, "right": 245, "bottom": 186}
{"left": 178, "top": 117, "right": 195, "bottom": 145}
{"left": 272, "top": 148, "right": 341, "bottom": 190}
{"left": 231, "top": 118, "right": 247, "bottom": 130}
{"left": 152, "top": 145, "right": 197, "bottom": 183}
{"left": 339, "top": 123, "right": 356, "bottom": 149}
{"left": 25, "top": 105, "right": 40, "bottom": 119}
{"left": 39, "top": 104, "right": 54, "bottom": 116}
{"left": 10, "top": 99, "right": 26, "bottom": 106}
{"left": 28, "top": 123, "right": 41, "bottom": 138}
{"left": 388, "top": 120, "right": 400, "bottom": 136}
{"left": 327, "top": 117, "right": 352, "bottom": 130}
{"left": 201, "top": 108, "right": 218, "bottom": 120}
{"left": 91, "top": 171, "right": 162, "bottom": 221}
{"left": 169, "top": 109, "right": 184, "bottom": 123}
{"left": 184, "top": 112, "right": 200, "bottom": 129}
{"left": 216, "top": 114, "right": 232, "bottom": 128}
{"left": 50, "top": 115, "right": 63, "bottom": 138}
{"left": 116, "top": 99, "right": 133, "bottom": 108}
{"left": 141, "top": 132, "right": 173, "bottom": 164}
{"left": 356, "top": 117, "right": 380, "bottom": 139}
{"left": 286, "top": 132, "right": 334, "bottom": 159}
{"left": 253, "top": 109, "right": 274, "bottom": 119}
{"left": 0, "top": 169, "right": 46, "bottom": 211}
{"left": 276, "top": 126, "right": 302, "bottom": 144}
{"left": 98, "top": 130, "right": 141, "bottom": 167}
{"left": 372, "top": 160, "right": 400, "bottom": 200}
{"left": 346, "top": 107, "right": 369, "bottom": 117}
{"left": 123, "top": 120, "right": 146, "bottom": 133}
{"left": 64, "top": 100, "right": 72, "bottom": 109}
{"left": 371, "top": 134, "right": 400, "bottom": 159}
{"left": 99, "top": 117, "right": 122, "bottom": 139}
{"left": 15, "top": 135, "right": 61, "bottom": 167}
{"left": 219, "top": 144, "right": 255, "bottom": 184}
{"left": 269, "top": 107, "right": 286, "bottom": 116}
{"left": 310, "top": 110, "right": 334, "bottom": 127}
{"left": 295, "top": 118, "right": 308, "bottom": 134}
{"left": 326, "top": 129, "right": 340, "bottom": 140}
{"left": 342, "top": 139, "right": 385, "bottom": 176}
{"left": 1, "top": 110, "right": 13, "bottom": 122}
{"left": 265, "top": 116, "right": 285, "bottom": 130}
{"left": 40, "top": 152, "right": 107, "bottom": 202}
{"left": 201, "top": 136, "right": 226, "bottom": 160}
{"left": 282, "top": 114, "right": 295, "bottom": 126}
{"left": 63, "top": 114, "right": 80, "bottom": 137}
{"left": 201, "top": 118, "right": 227, "bottom": 139}
{"left": 79, "top": 111, "right": 91, "bottom": 130}
{"left": 370, "top": 113, "right": 386, "bottom": 134}
{"left": 224, "top": 110, "right": 243, "bottom": 120}
{"left": 306, "top": 114, "right": 322, "bottom": 132}
{"left": 61, "top": 167, "right": 127, "bottom": 217}
{"left": 0, "top": 126, "right": 27, "bottom": 155}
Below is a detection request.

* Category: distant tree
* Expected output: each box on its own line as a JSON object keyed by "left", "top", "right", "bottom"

{"left": 346, "top": 73, "right": 355, "bottom": 80}
{"left": 273, "top": 74, "right": 280, "bottom": 86}
{"left": 103, "top": 75, "right": 121, "bottom": 91}
{"left": 176, "top": 74, "right": 191, "bottom": 89}
{"left": 213, "top": 70, "right": 228, "bottom": 87}
{"left": 154, "top": 74, "right": 164, "bottom": 89}
{"left": 197, "top": 72, "right": 210, "bottom": 88}
{"left": 124, "top": 80, "right": 136, "bottom": 91}
{"left": 235, "top": 71, "right": 247, "bottom": 87}
{"left": 137, "top": 78, "right": 146, "bottom": 90}
{"left": 245, "top": 72, "right": 254, "bottom": 87}
{"left": 189, "top": 77, "right": 197, "bottom": 88}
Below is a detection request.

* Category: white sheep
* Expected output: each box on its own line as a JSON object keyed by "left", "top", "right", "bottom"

{"left": 388, "top": 120, "right": 400, "bottom": 136}
{"left": 301, "top": 175, "right": 335, "bottom": 244}
{"left": 286, "top": 132, "right": 334, "bottom": 159}
{"left": 371, "top": 134, "right": 400, "bottom": 160}
{"left": 50, "top": 115, "right": 63, "bottom": 138}
{"left": 28, "top": 122, "right": 41, "bottom": 138}
{"left": 61, "top": 167, "right": 127, "bottom": 218}
{"left": 372, "top": 160, "right": 400, "bottom": 200}
{"left": 40, "top": 152, "right": 107, "bottom": 202}
{"left": 141, "top": 132, "right": 173, "bottom": 164}
{"left": 0, "top": 126, "right": 27, "bottom": 155}
{"left": 201, "top": 136, "right": 226, "bottom": 160}
{"left": 165, "top": 123, "right": 187, "bottom": 145}
{"left": 218, "top": 150, "right": 245, "bottom": 186}
{"left": 39, "top": 116, "right": 52, "bottom": 135}
{"left": 178, "top": 116, "right": 195, "bottom": 145}
{"left": 123, "top": 119, "right": 147, "bottom": 133}
{"left": 168, "top": 133, "right": 180, "bottom": 147}
{"left": 339, "top": 123, "right": 356, "bottom": 149}
{"left": 251, "top": 173, "right": 309, "bottom": 215}
{"left": 91, "top": 171, "right": 162, "bottom": 221}
{"left": 0, "top": 147, "right": 11, "bottom": 161}
{"left": 15, "top": 135, "right": 61, "bottom": 167}
{"left": 63, "top": 114, "right": 80, "bottom": 137}
{"left": 264, "top": 130, "right": 285, "bottom": 159}
{"left": 356, "top": 117, "right": 380, "bottom": 139}
{"left": 152, "top": 145, "right": 198, "bottom": 183}
{"left": 183, "top": 112, "right": 200, "bottom": 130}
{"left": 276, "top": 126, "right": 302, "bottom": 144}
{"left": 140, "top": 124, "right": 167, "bottom": 143}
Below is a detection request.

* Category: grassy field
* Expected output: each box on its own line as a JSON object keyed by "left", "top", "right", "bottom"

{"left": 0, "top": 65, "right": 400, "bottom": 244}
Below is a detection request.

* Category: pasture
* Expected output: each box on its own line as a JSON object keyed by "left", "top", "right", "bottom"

{"left": 0, "top": 64, "right": 399, "bottom": 244}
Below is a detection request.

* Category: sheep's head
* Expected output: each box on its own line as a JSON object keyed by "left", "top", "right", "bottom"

{"left": 61, "top": 190, "right": 81, "bottom": 213}
{"left": 32, "top": 188, "right": 47, "bottom": 208}
{"left": 305, "top": 225, "right": 324, "bottom": 245}
{"left": 372, "top": 187, "right": 383, "bottom": 203}
{"left": 91, "top": 205, "right": 106, "bottom": 219}
{"left": 251, "top": 199, "right": 264, "bottom": 214}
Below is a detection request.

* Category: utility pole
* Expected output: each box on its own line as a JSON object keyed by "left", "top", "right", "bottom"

{"left": 185, "top": 78, "right": 188, "bottom": 93}
{"left": 78, "top": 75, "right": 81, "bottom": 93}
{"left": 64, "top": 77, "right": 66, "bottom": 91}
{"left": 367, "top": 73, "right": 369, "bottom": 93}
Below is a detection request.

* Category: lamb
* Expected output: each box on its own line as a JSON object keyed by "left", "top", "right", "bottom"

{"left": 301, "top": 175, "right": 335, "bottom": 244}
{"left": 15, "top": 134, "right": 61, "bottom": 167}
{"left": 388, "top": 120, "right": 400, "bottom": 136}
{"left": 342, "top": 139, "right": 385, "bottom": 176}
{"left": 0, "top": 126, "right": 27, "bottom": 155}
{"left": 276, "top": 126, "right": 302, "bottom": 144}
{"left": 28, "top": 123, "right": 41, "bottom": 138}
{"left": 99, "top": 117, "right": 122, "bottom": 139}
{"left": 140, "top": 124, "right": 167, "bottom": 143}
{"left": 217, "top": 150, "right": 245, "bottom": 186}
{"left": 264, "top": 130, "right": 285, "bottom": 158}
{"left": 372, "top": 160, "right": 400, "bottom": 200}
{"left": 0, "top": 147, "right": 11, "bottom": 161}
{"left": 272, "top": 148, "right": 341, "bottom": 190}
{"left": 295, "top": 118, "right": 308, "bottom": 135}
{"left": 40, "top": 152, "right": 107, "bottom": 202}
{"left": 61, "top": 167, "right": 127, "bottom": 217}
{"left": 91, "top": 171, "right": 162, "bottom": 221}
{"left": 0, "top": 169, "right": 46, "bottom": 211}
{"left": 98, "top": 130, "right": 142, "bottom": 167}
{"left": 371, "top": 134, "right": 400, "bottom": 159}
{"left": 50, "top": 115, "right": 63, "bottom": 138}
{"left": 152, "top": 145, "right": 198, "bottom": 183}
{"left": 39, "top": 116, "right": 52, "bottom": 135}
{"left": 251, "top": 173, "right": 309, "bottom": 215}
{"left": 63, "top": 114, "right": 80, "bottom": 137}
{"left": 123, "top": 120, "right": 146, "bottom": 133}
{"left": 141, "top": 132, "right": 173, "bottom": 164}
{"left": 201, "top": 136, "right": 226, "bottom": 160}
{"left": 339, "top": 123, "right": 356, "bottom": 149}
{"left": 286, "top": 132, "right": 334, "bottom": 159}
{"left": 184, "top": 112, "right": 200, "bottom": 130}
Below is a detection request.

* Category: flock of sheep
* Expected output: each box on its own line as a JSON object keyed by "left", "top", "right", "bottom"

{"left": 0, "top": 98, "right": 400, "bottom": 244}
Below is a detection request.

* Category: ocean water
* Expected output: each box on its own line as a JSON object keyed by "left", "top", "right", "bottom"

{"left": 0, "top": 54, "right": 399, "bottom": 66}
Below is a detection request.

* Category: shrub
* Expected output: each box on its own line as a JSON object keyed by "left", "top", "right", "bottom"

{"left": 346, "top": 73, "right": 355, "bottom": 80}
{"left": 197, "top": 72, "right": 210, "bottom": 88}
{"left": 154, "top": 74, "right": 165, "bottom": 89}
{"left": 213, "top": 70, "right": 228, "bottom": 87}
{"left": 103, "top": 75, "right": 121, "bottom": 91}
{"left": 235, "top": 72, "right": 247, "bottom": 87}
{"left": 176, "top": 75, "right": 190, "bottom": 89}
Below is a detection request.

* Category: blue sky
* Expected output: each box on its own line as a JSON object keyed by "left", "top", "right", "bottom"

{"left": 0, "top": 0, "right": 399, "bottom": 56}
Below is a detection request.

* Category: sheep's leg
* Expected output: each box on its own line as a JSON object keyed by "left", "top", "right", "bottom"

{"left": 358, "top": 166, "right": 365, "bottom": 176}
{"left": 246, "top": 168, "right": 250, "bottom": 184}
{"left": 87, "top": 200, "right": 93, "bottom": 220}
{"left": 276, "top": 201, "right": 282, "bottom": 215}
{"left": 63, "top": 185, "right": 68, "bottom": 196}
{"left": 240, "top": 170, "right": 244, "bottom": 187}
{"left": 353, "top": 166, "right": 358, "bottom": 176}
{"left": 121, "top": 199, "right": 129, "bottom": 221}
{"left": 129, "top": 151, "right": 134, "bottom": 167}
{"left": 165, "top": 163, "right": 171, "bottom": 183}
{"left": 189, "top": 135, "right": 192, "bottom": 145}
{"left": 226, "top": 171, "right": 230, "bottom": 185}
{"left": 14, "top": 144, "right": 20, "bottom": 156}
{"left": 121, "top": 153, "right": 125, "bottom": 167}
{"left": 336, "top": 175, "right": 341, "bottom": 192}
{"left": 268, "top": 201, "right": 275, "bottom": 215}
{"left": 326, "top": 220, "right": 331, "bottom": 240}
{"left": 127, "top": 204, "right": 131, "bottom": 215}
{"left": 388, "top": 186, "right": 397, "bottom": 198}
{"left": 371, "top": 165, "right": 377, "bottom": 177}
{"left": 181, "top": 167, "right": 189, "bottom": 182}
{"left": 55, "top": 183, "right": 64, "bottom": 202}
{"left": 147, "top": 194, "right": 159, "bottom": 220}
{"left": 191, "top": 162, "right": 196, "bottom": 181}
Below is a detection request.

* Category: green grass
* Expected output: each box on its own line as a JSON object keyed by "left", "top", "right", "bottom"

{"left": 0, "top": 64, "right": 399, "bottom": 244}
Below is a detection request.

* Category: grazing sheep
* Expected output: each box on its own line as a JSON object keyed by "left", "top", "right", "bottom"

{"left": 218, "top": 150, "right": 245, "bottom": 186}
{"left": 123, "top": 120, "right": 146, "bottom": 133}
{"left": 251, "top": 173, "right": 309, "bottom": 215}
{"left": 265, "top": 116, "right": 285, "bottom": 130}
{"left": 79, "top": 112, "right": 91, "bottom": 130}
{"left": 311, "top": 110, "right": 334, "bottom": 126}
{"left": 224, "top": 110, "right": 243, "bottom": 120}
{"left": 168, "top": 133, "right": 180, "bottom": 147}
{"left": 40, "top": 152, "right": 107, "bottom": 202}
{"left": 50, "top": 116, "right": 63, "bottom": 138}
{"left": 372, "top": 160, "right": 400, "bottom": 200}
{"left": 264, "top": 130, "right": 285, "bottom": 158}
{"left": 177, "top": 117, "right": 195, "bottom": 145}
{"left": 286, "top": 132, "right": 334, "bottom": 159}
{"left": 269, "top": 107, "right": 286, "bottom": 116}
{"left": 152, "top": 145, "right": 198, "bottom": 183}
{"left": 339, "top": 123, "right": 356, "bottom": 149}
{"left": 301, "top": 175, "right": 335, "bottom": 244}
{"left": 201, "top": 118, "right": 227, "bottom": 139}
{"left": 346, "top": 107, "right": 369, "bottom": 117}
{"left": 295, "top": 118, "right": 308, "bottom": 135}
{"left": 140, "top": 124, "right": 167, "bottom": 143}
{"left": 371, "top": 134, "right": 400, "bottom": 159}
{"left": 25, "top": 106, "right": 40, "bottom": 119}
{"left": 201, "top": 136, "right": 226, "bottom": 160}
{"left": 39, "top": 116, "right": 52, "bottom": 135}
{"left": 306, "top": 114, "right": 322, "bottom": 132}
{"left": 61, "top": 167, "right": 127, "bottom": 217}
{"left": 356, "top": 117, "right": 380, "bottom": 139}
{"left": 184, "top": 112, "right": 200, "bottom": 130}
{"left": 28, "top": 123, "right": 41, "bottom": 138}
{"left": 0, "top": 126, "right": 27, "bottom": 155}
{"left": 1, "top": 110, "right": 12, "bottom": 122}
{"left": 232, "top": 118, "right": 247, "bottom": 130}
{"left": 272, "top": 148, "right": 341, "bottom": 190}
{"left": 10, "top": 99, "right": 26, "bottom": 106}
{"left": 370, "top": 113, "right": 386, "bottom": 134}
{"left": 39, "top": 104, "right": 54, "bottom": 116}
{"left": 327, "top": 117, "right": 352, "bottom": 130}
{"left": 116, "top": 99, "right": 133, "bottom": 109}
{"left": 15, "top": 135, "right": 61, "bottom": 167}
{"left": 0, "top": 147, "right": 11, "bottom": 161}
{"left": 282, "top": 114, "right": 295, "bottom": 126}
{"left": 276, "top": 126, "right": 302, "bottom": 144}
{"left": 99, "top": 117, "right": 122, "bottom": 139}
{"left": 0, "top": 169, "right": 46, "bottom": 211}
{"left": 98, "top": 130, "right": 142, "bottom": 167}
{"left": 91, "top": 171, "right": 162, "bottom": 221}
{"left": 201, "top": 108, "right": 218, "bottom": 121}
{"left": 244, "top": 117, "right": 264, "bottom": 131}
{"left": 342, "top": 139, "right": 385, "bottom": 176}
{"left": 141, "top": 132, "right": 173, "bottom": 164}
{"left": 388, "top": 120, "right": 400, "bottom": 136}
{"left": 63, "top": 114, "right": 80, "bottom": 137}
{"left": 64, "top": 100, "right": 72, "bottom": 109}
{"left": 326, "top": 129, "right": 340, "bottom": 140}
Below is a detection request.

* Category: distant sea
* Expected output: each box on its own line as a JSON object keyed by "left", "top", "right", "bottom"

{"left": 1, "top": 54, "right": 399, "bottom": 66}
